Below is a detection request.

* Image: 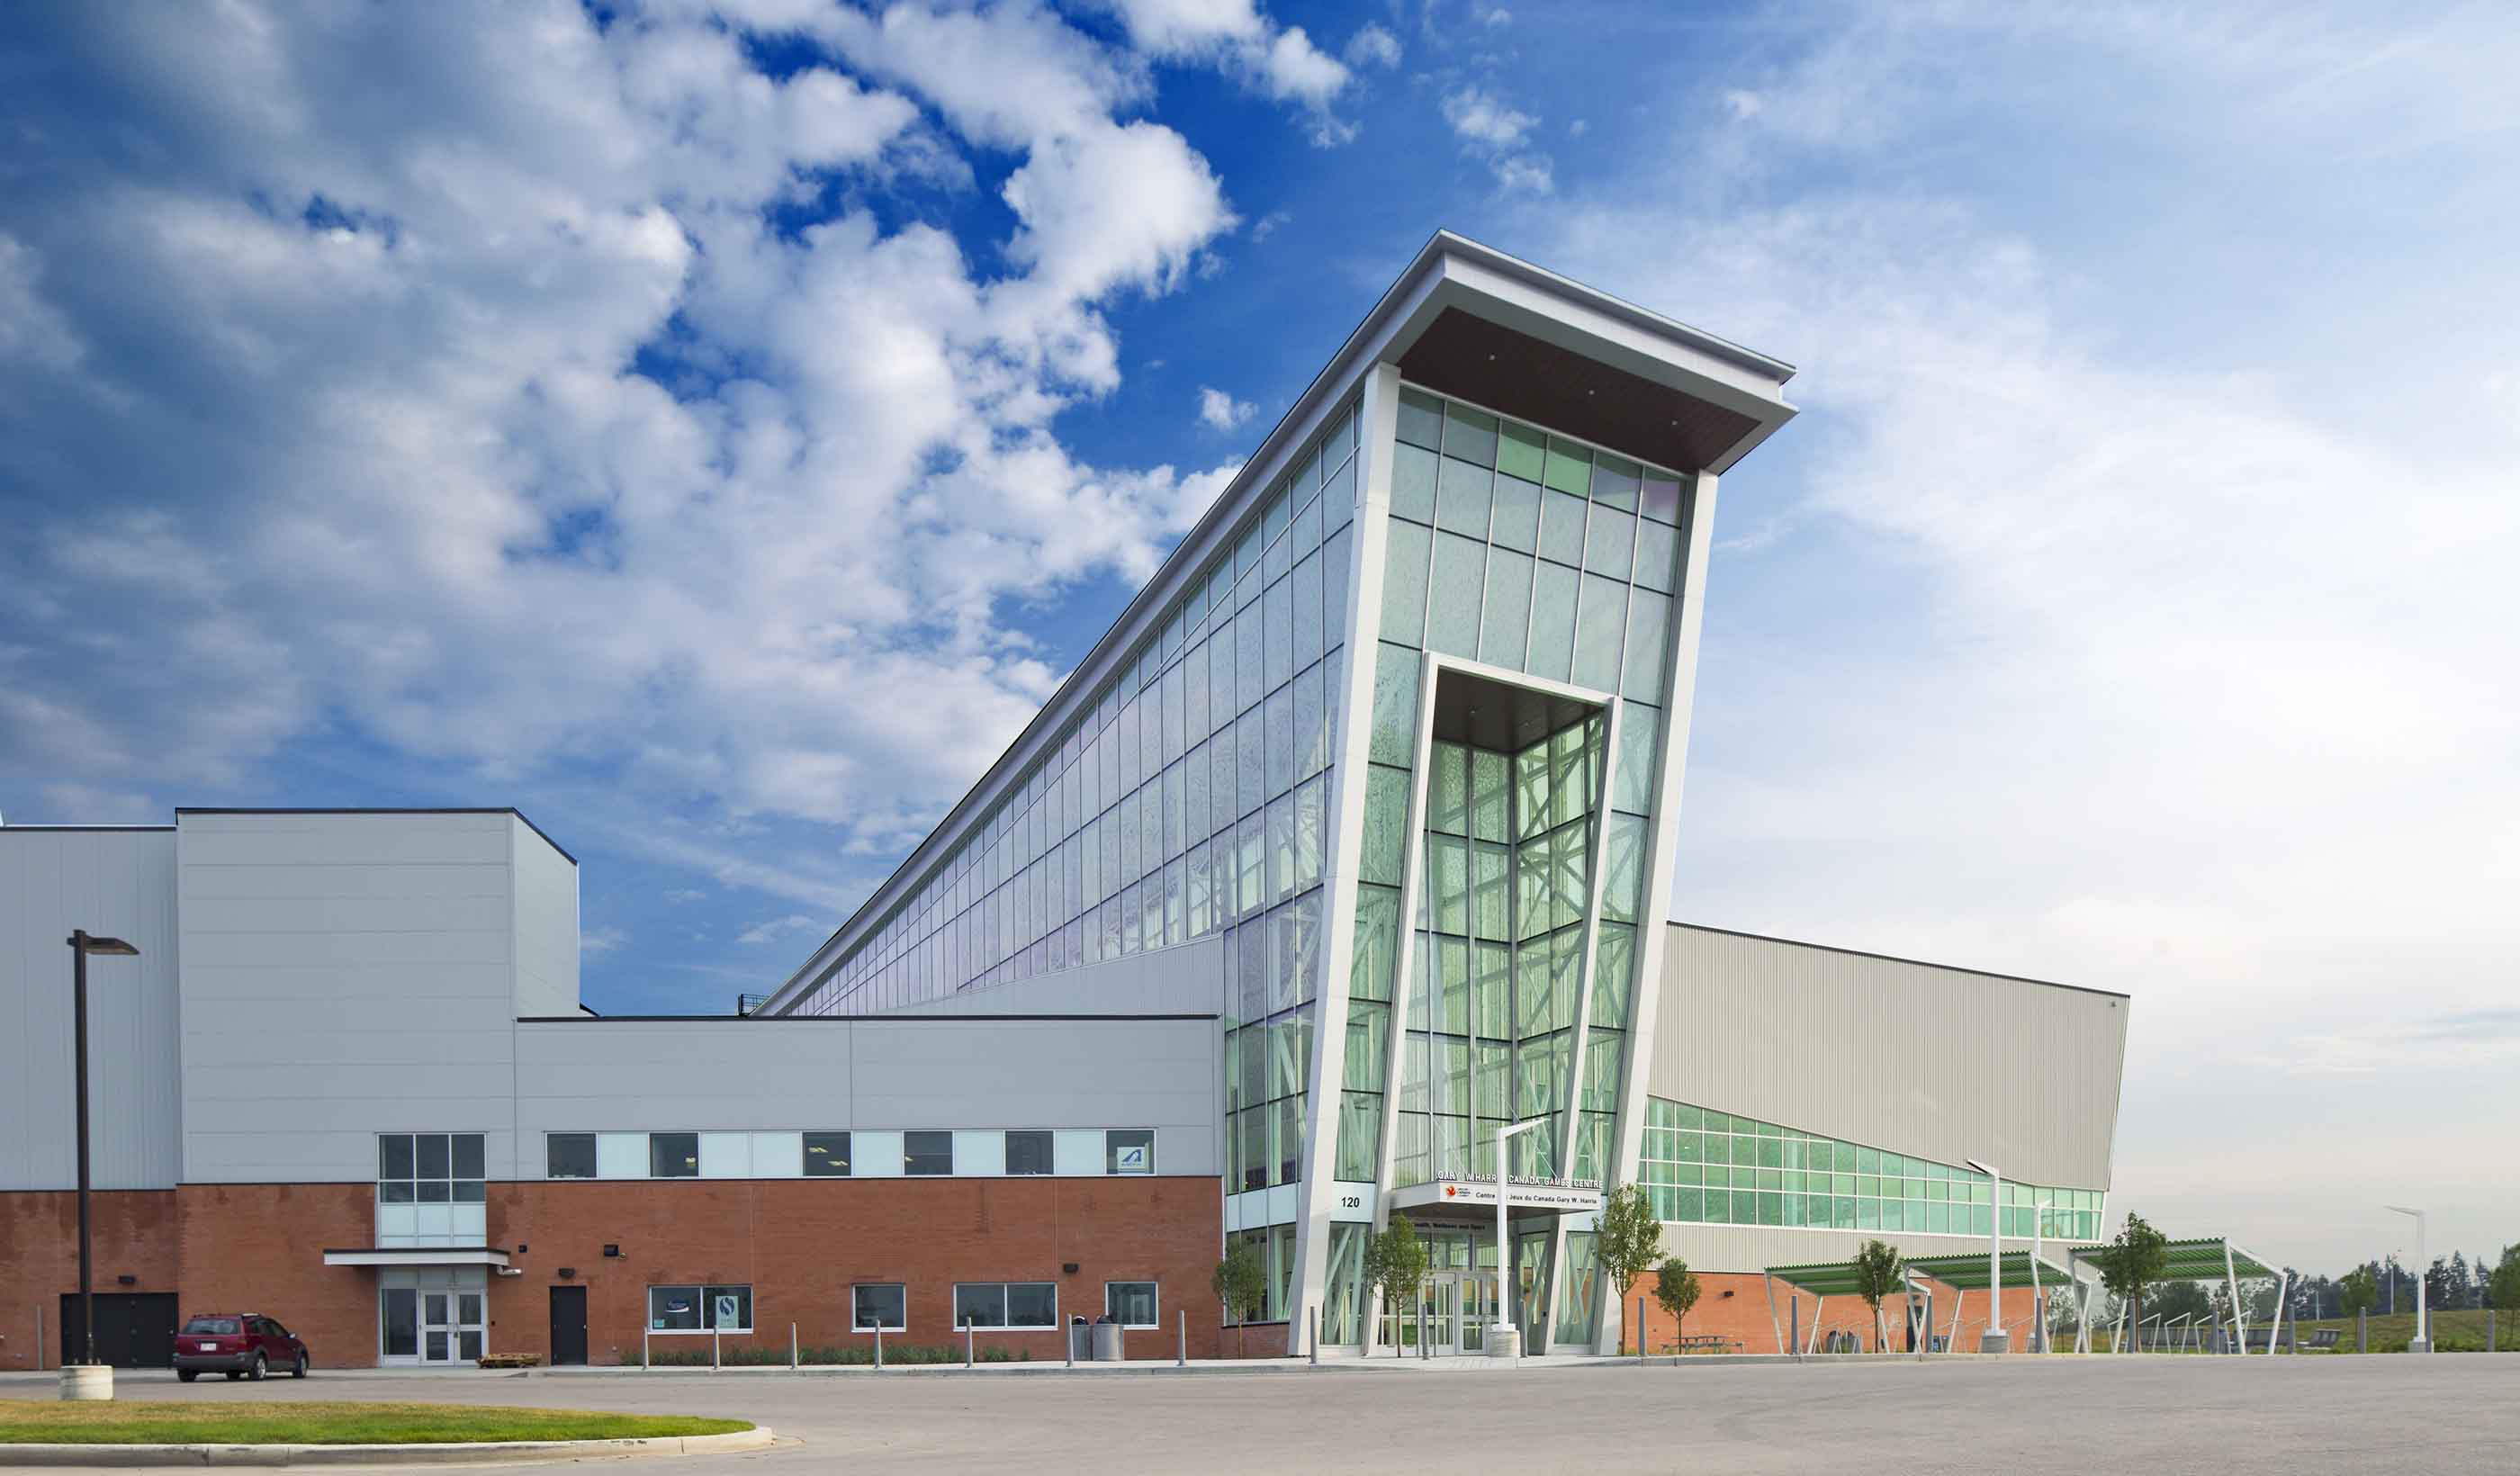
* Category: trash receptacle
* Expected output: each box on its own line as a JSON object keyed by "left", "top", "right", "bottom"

{"left": 1092, "top": 1314, "right": 1124, "bottom": 1363}
{"left": 1067, "top": 1315, "right": 1094, "bottom": 1361}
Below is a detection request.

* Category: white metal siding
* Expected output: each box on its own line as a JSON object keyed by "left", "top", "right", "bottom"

{"left": 176, "top": 812, "right": 522, "bottom": 1184}
{"left": 1649, "top": 925, "right": 2128, "bottom": 1192}
{"left": 0, "top": 830, "right": 182, "bottom": 1190}
{"left": 511, "top": 1015, "right": 1221, "bottom": 1175}
{"left": 508, "top": 817, "right": 578, "bottom": 1020}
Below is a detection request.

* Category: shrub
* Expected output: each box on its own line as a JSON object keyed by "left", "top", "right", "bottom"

{"left": 635, "top": 1343, "right": 1030, "bottom": 1366}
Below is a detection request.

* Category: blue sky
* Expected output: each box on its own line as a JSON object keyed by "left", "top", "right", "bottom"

{"left": 3, "top": 0, "right": 2514, "bottom": 1274}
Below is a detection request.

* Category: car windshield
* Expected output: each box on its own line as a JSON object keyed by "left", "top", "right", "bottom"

{"left": 183, "top": 1317, "right": 242, "bottom": 1335}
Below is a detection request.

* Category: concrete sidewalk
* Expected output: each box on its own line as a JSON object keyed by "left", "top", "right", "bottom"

{"left": 0, "top": 1353, "right": 1642, "bottom": 1387}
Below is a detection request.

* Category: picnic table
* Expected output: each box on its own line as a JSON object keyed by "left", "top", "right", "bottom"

{"left": 1666, "top": 1334, "right": 1745, "bottom": 1354}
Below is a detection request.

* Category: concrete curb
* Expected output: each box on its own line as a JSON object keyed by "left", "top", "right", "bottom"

{"left": 0, "top": 1425, "right": 772, "bottom": 1467}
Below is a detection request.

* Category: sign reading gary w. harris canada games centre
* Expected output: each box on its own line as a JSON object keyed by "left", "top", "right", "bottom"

{"left": 1422, "top": 1176, "right": 1607, "bottom": 1212}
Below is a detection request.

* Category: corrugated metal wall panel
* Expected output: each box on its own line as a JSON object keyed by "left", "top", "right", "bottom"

{"left": 1650, "top": 925, "right": 2128, "bottom": 1192}
{"left": 0, "top": 830, "right": 182, "bottom": 1190}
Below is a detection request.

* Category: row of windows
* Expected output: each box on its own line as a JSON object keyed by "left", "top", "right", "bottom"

{"left": 647, "top": 1281, "right": 1162, "bottom": 1334}
{"left": 542, "top": 1129, "right": 1156, "bottom": 1181}
{"left": 378, "top": 1133, "right": 485, "bottom": 1203}
{"left": 801, "top": 400, "right": 1363, "bottom": 1017}
{"left": 1639, "top": 1098, "right": 2105, "bottom": 1239}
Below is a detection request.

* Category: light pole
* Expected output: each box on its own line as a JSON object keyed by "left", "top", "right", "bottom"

{"left": 2385, "top": 1207, "right": 2429, "bottom": 1353}
{"left": 2030, "top": 1200, "right": 2053, "bottom": 1352}
{"left": 1966, "top": 1159, "right": 2008, "bottom": 1353}
{"left": 64, "top": 930, "right": 140, "bottom": 1400}
{"left": 1490, "top": 1119, "right": 1544, "bottom": 1363}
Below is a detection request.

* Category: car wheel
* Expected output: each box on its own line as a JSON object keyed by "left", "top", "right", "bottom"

{"left": 177, "top": 1370, "right": 198, "bottom": 1382}
{"left": 248, "top": 1353, "right": 267, "bottom": 1382}
{"left": 292, "top": 1353, "right": 309, "bottom": 1379}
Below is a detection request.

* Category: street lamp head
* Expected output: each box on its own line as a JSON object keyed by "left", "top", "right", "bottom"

{"left": 1965, "top": 1158, "right": 1998, "bottom": 1178}
{"left": 2382, "top": 1204, "right": 2421, "bottom": 1217}
{"left": 68, "top": 933, "right": 140, "bottom": 957}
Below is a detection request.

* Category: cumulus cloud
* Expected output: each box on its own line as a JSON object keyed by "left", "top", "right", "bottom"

{"left": 1344, "top": 23, "right": 1401, "bottom": 69}
{"left": 0, "top": 0, "right": 1248, "bottom": 853}
{"left": 1196, "top": 385, "right": 1255, "bottom": 430}
{"left": 580, "top": 927, "right": 629, "bottom": 957}
{"left": 1101, "top": 0, "right": 1359, "bottom": 145}
{"left": 736, "top": 914, "right": 824, "bottom": 946}
{"left": 1439, "top": 85, "right": 1552, "bottom": 193}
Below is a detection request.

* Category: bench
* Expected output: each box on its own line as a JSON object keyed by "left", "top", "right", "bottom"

{"left": 1664, "top": 1334, "right": 1744, "bottom": 1355}
{"left": 2302, "top": 1328, "right": 2342, "bottom": 1352}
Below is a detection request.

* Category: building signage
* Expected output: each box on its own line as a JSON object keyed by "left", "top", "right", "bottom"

{"left": 1112, "top": 1142, "right": 1150, "bottom": 1174}
{"left": 1428, "top": 1176, "right": 1605, "bottom": 1211}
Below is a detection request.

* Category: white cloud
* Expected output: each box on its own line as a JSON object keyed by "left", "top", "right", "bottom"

{"left": 1439, "top": 85, "right": 1552, "bottom": 193}
{"left": 1532, "top": 0, "right": 2520, "bottom": 1273}
{"left": 662, "top": 888, "right": 706, "bottom": 904}
{"left": 581, "top": 926, "right": 629, "bottom": 956}
{"left": 1249, "top": 208, "right": 1290, "bottom": 241}
{"left": 0, "top": 0, "right": 1244, "bottom": 850}
{"left": 1344, "top": 23, "right": 1401, "bottom": 69}
{"left": 1196, "top": 385, "right": 1255, "bottom": 430}
{"left": 1102, "top": 0, "right": 1357, "bottom": 145}
{"left": 736, "top": 914, "right": 823, "bottom": 946}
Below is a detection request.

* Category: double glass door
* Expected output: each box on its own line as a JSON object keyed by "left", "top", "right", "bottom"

{"left": 382, "top": 1288, "right": 484, "bottom": 1364}
{"left": 1384, "top": 1272, "right": 1498, "bottom": 1355}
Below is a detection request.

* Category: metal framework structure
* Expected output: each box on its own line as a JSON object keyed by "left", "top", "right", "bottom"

{"left": 2069, "top": 1237, "right": 2287, "bottom": 1354}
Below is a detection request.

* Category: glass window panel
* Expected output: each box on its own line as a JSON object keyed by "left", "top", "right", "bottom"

{"left": 1442, "top": 402, "right": 1498, "bottom": 466}
{"left": 1397, "top": 387, "right": 1444, "bottom": 449}
{"left": 1390, "top": 441, "right": 1438, "bottom": 524}
{"left": 1496, "top": 419, "right": 1547, "bottom": 482}
{"left": 1208, "top": 613, "right": 1235, "bottom": 728}
{"left": 417, "top": 1134, "right": 450, "bottom": 1180}
{"left": 1632, "top": 518, "right": 1678, "bottom": 593}
{"left": 1264, "top": 492, "right": 1292, "bottom": 586}
{"left": 1490, "top": 473, "right": 1541, "bottom": 554}
{"left": 803, "top": 1131, "right": 850, "bottom": 1176}
{"left": 1583, "top": 505, "right": 1634, "bottom": 581}
{"left": 1591, "top": 922, "right": 1634, "bottom": 1029}
{"left": 1589, "top": 453, "right": 1642, "bottom": 511}
{"left": 1381, "top": 518, "right": 1431, "bottom": 648}
{"left": 1478, "top": 547, "right": 1534, "bottom": 671}
{"left": 546, "top": 1133, "right": 596, "bottom": 1180}
{"left": 1294, "top": 773, "right": 1326, "bottom": 890}
{"left": 1640, "top": 468, "right": 1684, "bottom": 526}
{"left": 1238, "top": 709, "right": 1265, "bottom": 815}
{"left": 1526, "top": 562, "right": 1579, "bottom": 683}
{"left": 1543, "top": 437, "right": 1592, "bottom": 497}
{"left": 451, "top": 1134, "right": 484, "bottom": 1180}
{"left": 1572, "top": 575, "right": 1627, "bottom": 691}
{"left": 380, "top": 1134, "right": 414, "bottom": 1182}
{"left": 1350, "top": 885, "right": 1399, "bottom": 1004}
{"left": 904, "top": 1130, "right": 954, "bottom": 1175}
{"left": 1602, "top": 814, "right": 1647, "bottom": 923}
{"left": 650, "top": 1132, "right": 698, "bottom": 1178}
{"left": 1291, "top": 662, "right": 1324, "bottom": 783}
{"left": 1265, "top": 575, "right": 1293, "bottom": 693}
{"left": 1537, "top": 488, "right": 1588, "bottom": 567}
{"left": 1322, "top": 524, "right": 1353, "bottom": 652}
{"left": 1264, "top": 683, "right": 1293, "bottom": 798}
{"left": 852, "top": 1284, "right": 905, "bottom": 1332}
{"left": 1292, "top": 483, "right": 1322, "bottom": 557}
{"left": 1210, "top": 726, "right": 1236, "bottom": 834}
{"left": 1436, "top": 455, "right": 1493, "bottom": 538}
{"left": 1368, "top": 643, "right": 1420, "bottom": 766}
{"left": 1238, "top": 595, "right": 1264, "bottom": 711}
{"left": 1238, "top": 812, "right": 1267, "bottom": 914}
{"left": 954, "top": 1284, "right": 1005, "bottom": 1329}
{"left": 1361, "top": 766, "right": 1411, "bottom": 886}
{"left": 1613, "top": 703, "right": 1659, "bottom": 814}
{"left": 1326, "top": 445, "right": 1358, "bottom": 532}
{"left": 1267, "top": 793, "right": 1297, "bottom": 904}
{"left": 1292, "top": 550, "right": 1323, "bottom": 672}
{"left": 1622, "top": 588, "right": 1670, "bottom": 702}
{"left": 1472, "top": 842, "right": 1511, "bottom": 942}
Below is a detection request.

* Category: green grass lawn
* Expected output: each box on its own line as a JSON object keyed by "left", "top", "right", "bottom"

{"left": 0, "top": 1401, "right": 752, "bottom": 1445}
{"left": 2286, "top": 1310, "right": 2516, "bottom": 1354}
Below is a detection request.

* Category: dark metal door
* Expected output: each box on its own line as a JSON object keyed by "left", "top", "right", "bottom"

{"left": 547, "top": 1285, "right": 588, "bottom": 1366}
{"left": 58, "top": 1292, "right": 176, "bottom": 1367}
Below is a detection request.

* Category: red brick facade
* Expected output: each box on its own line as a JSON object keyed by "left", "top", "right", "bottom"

{"left": 2, "top": 1176, "right": 1226, "bottom": 1368}
{"left": 1616, "top": 1271, "right": 2049, "bottom": 1354}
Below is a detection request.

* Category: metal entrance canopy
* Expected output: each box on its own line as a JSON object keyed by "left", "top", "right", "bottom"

{"left": 1386, "top": 1178, "right": 1606, "bottom": 1217}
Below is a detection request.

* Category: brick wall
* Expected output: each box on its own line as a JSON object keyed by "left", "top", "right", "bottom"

{"left": 1617, "top": 1271, "right": 2049, "bottom": 1355}
{"left": 0, "top": 1190, "right": 179, "bottom": 1369}
{"left": 1, "top": 1174, "right": 1228, "bottom": 1368}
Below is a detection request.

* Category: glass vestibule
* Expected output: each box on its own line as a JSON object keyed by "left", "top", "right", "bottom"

{"left": 379, "top": 1269, "right": 488, "bottom": 1364}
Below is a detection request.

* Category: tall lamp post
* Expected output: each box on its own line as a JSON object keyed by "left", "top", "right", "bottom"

{"left": 64, "top": 930, "right": 140, "bottom": 1400}
{"left": 1490, "top": 1119, "right": 1544, "bottom": 1364}
{"left": 1966, "top": 1159, "right": 2008, "bottom": 1353}
{"left": 2385, "top": 1206, "right": 2430, "bottom": 1353}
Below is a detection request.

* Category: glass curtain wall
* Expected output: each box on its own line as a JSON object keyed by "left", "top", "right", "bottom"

{"left": 1639, "top": 1098, "right": 2109, "bottom": 1240}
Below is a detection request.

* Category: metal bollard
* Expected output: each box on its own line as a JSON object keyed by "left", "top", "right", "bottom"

{"left": 790, "top": 1323, "right": 798, "bottom": 1370}
{"left": 875, "top": 1321, "right": 884, "bottom": 1371}
{"left": 2490, "top": 1309, "right": 2498, "bottom": 1353}
{"left": 1177, "top": 1310, "right": 1186, "bottom": 1367}
{"left": 1789, "top": 1298, "right": 1799, "bottom": 1362}
{"left": 1310, "top": 1306, "right": 1318, "bottom": 1365}
{"left": 2358, "top": 1309, "right": 2367, "bottom": 1354}
{"left": 712, "top": 1322, "right": 721, "bottom": 1371}
{"left": 965, "top": 1319, "right": 975, "bottom": 1369}
{"left": 643, "top": 1326, "right": 651, "bottom": 1371}
{"left": 1641, "top": 1296, "right": 1650, "bottom": 1360}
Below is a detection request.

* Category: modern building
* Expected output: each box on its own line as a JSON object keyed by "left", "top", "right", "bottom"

{"left": 0, "top": 234, "right": 2128, "bottom": 1370}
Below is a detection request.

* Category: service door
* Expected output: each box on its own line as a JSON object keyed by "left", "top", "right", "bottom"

{"left": 57, "top": 1292, "right": 177, "bottom": 1368}
{"left": 548, "top": 1286, "right": 588, "bottom": 1366}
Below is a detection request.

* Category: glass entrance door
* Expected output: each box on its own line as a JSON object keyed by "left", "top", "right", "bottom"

{"left": 419, "top": 1292, "right": 484, "bottom": 1364}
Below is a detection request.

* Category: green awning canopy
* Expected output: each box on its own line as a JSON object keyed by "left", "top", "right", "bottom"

{"left": 1762, "top": 1260, "right": 1882, "bottom": 1297}
{"left": 2075, "top": 1237, "right": 2281, "bottom": 1282}
{"left": 1900, "top": 1250, "right": 2077, "bottom": 1292}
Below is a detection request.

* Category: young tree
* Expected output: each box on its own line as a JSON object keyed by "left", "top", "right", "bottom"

{"left": 1652, "top": 1257, "right": 1701, "bottom": 1354}
{"left": 2094, "top": 1212, "right": 2169, "bottom": 1350}
{"left": 2487, "top": 1245, "right": 2520, "bottom": 1316}
{"left": 1212, "top": 1241, "right": 1267, "bottom": 1360}
{"left": 1360, "top": 1214, "right": 1429, "bottom": 1357}
{"left": 2338, "top": 1264, "right": 2380, "bottom": 1319}
{"left": 1851, "top": 1238, "right": 1904, "bottom": 1354}
{"left": 1592, "top": 1184, "right": 1665, "bottom": 1355}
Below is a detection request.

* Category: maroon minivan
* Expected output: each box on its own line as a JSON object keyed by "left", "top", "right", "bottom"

{"left": 174, "top": 1314, "right": 310, "bottom": 1382}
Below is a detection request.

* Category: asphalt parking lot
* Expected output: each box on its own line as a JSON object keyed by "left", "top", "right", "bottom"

{"left": 5, "top": 1355, "right": 2515, "bottom": 1473}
